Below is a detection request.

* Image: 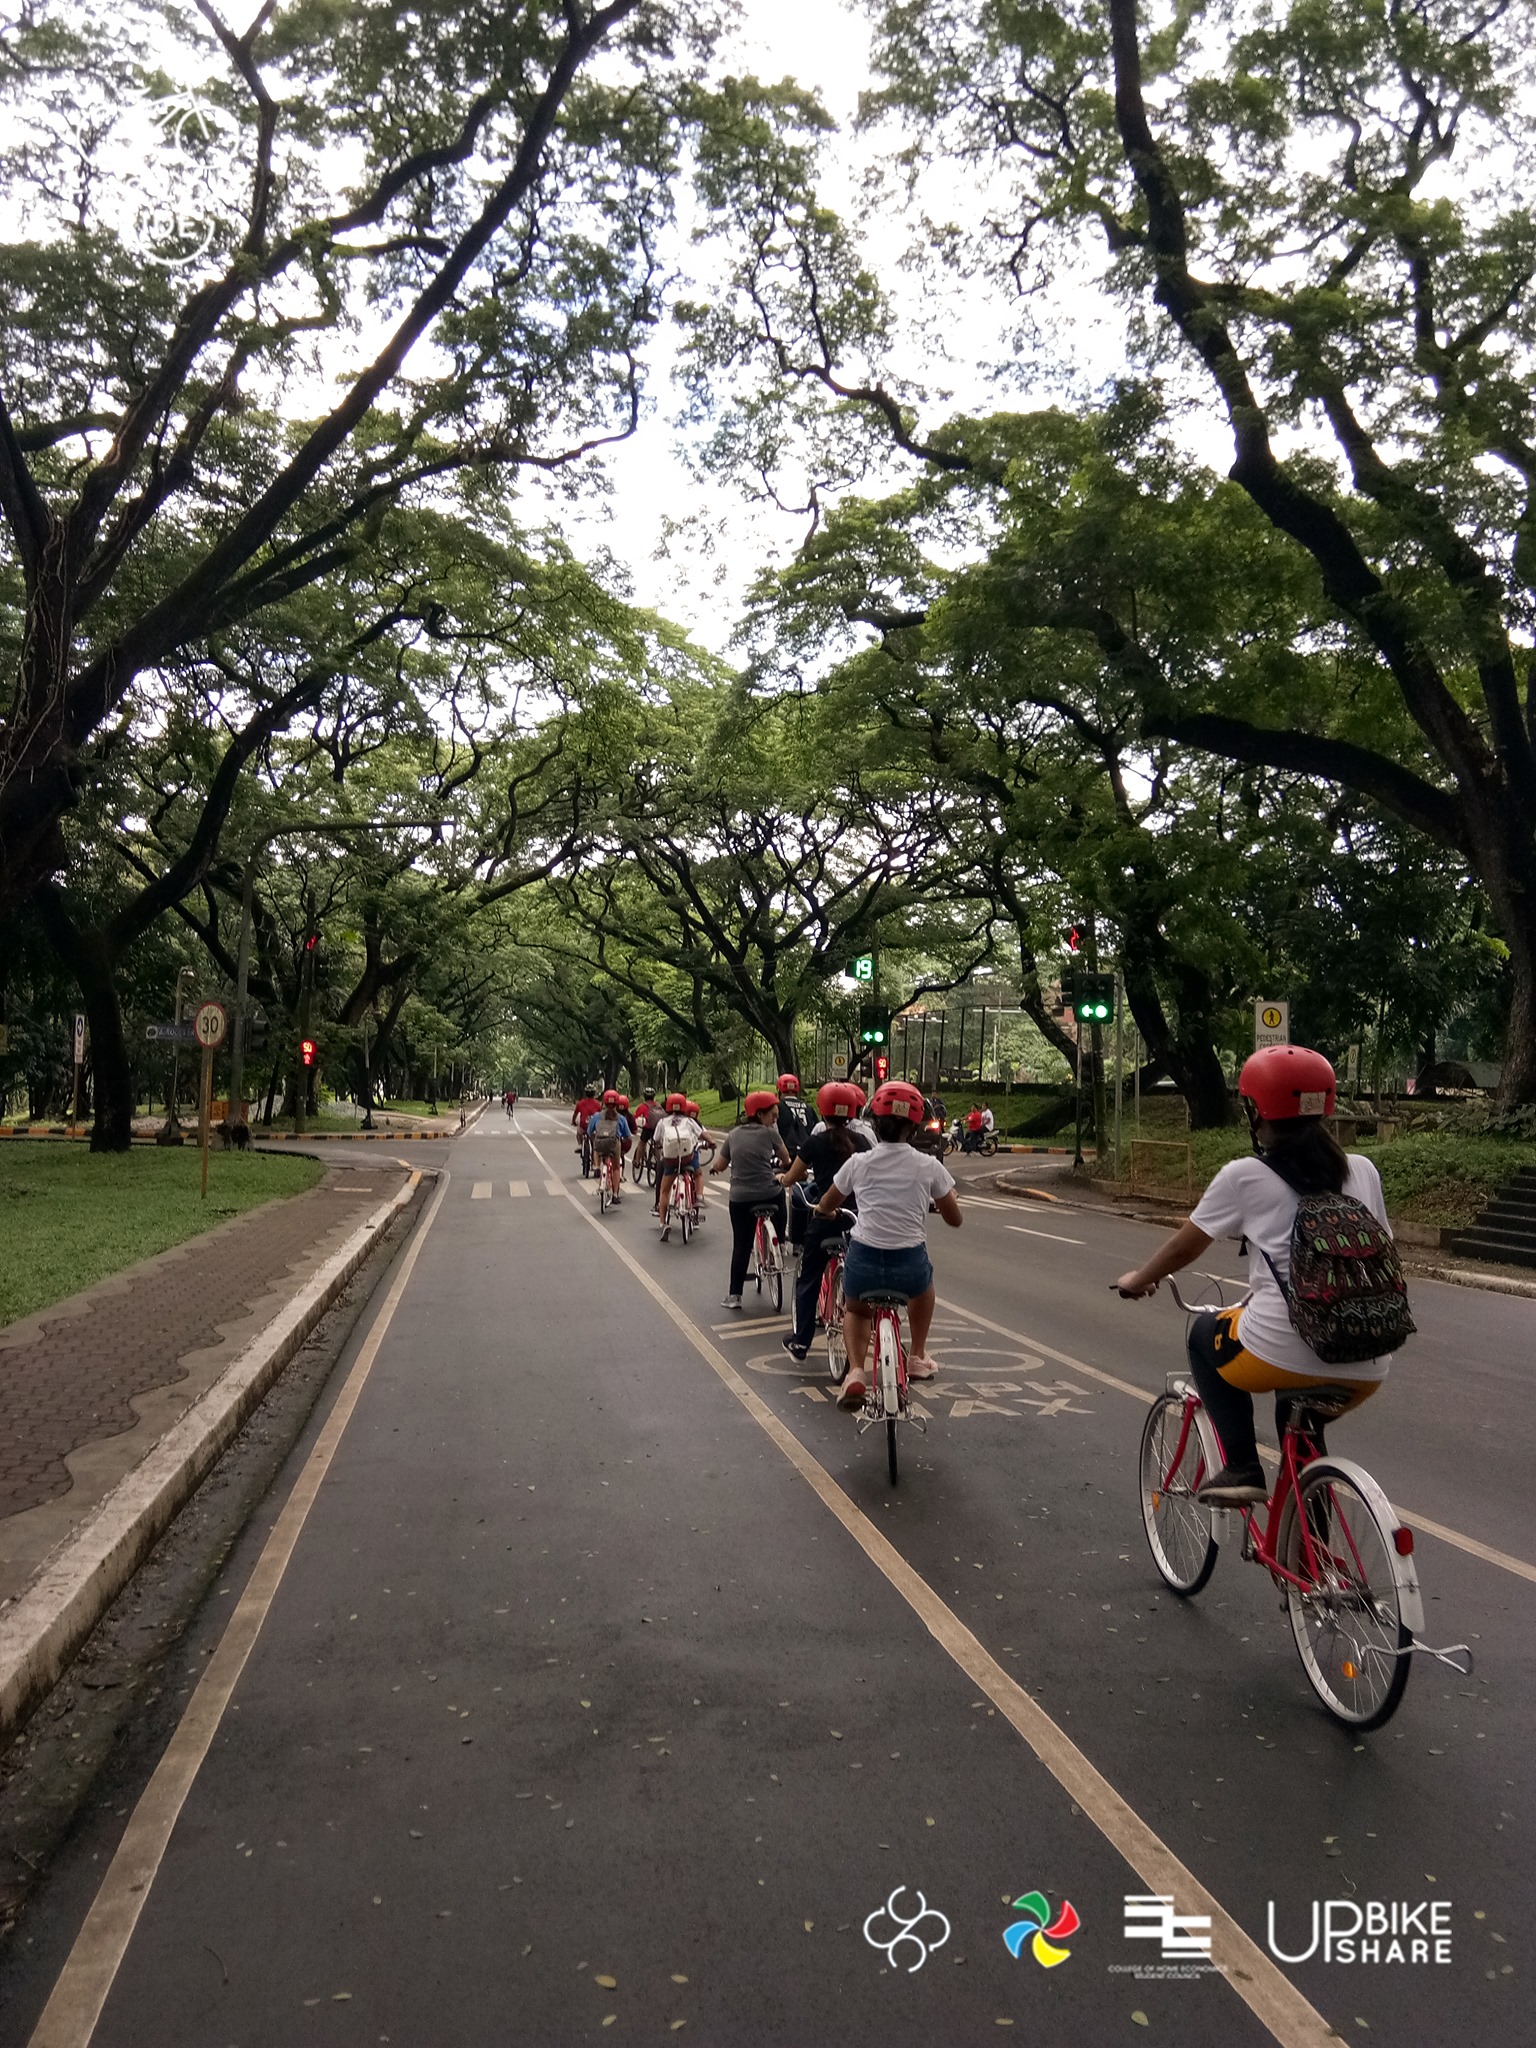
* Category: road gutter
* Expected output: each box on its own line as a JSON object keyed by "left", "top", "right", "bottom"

{"left": 0, "top": 1171, "right": 429, "bottom": 1744}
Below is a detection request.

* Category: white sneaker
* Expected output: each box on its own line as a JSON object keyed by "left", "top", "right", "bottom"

{"left": 722, "top": 1294, "right": 742, "bottom": 1310}
{"left": 908, "top": 1354, "right": 939, "bottom": 1381}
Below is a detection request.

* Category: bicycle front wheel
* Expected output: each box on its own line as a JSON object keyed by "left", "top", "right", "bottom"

{"left": 1139, "top": 1393, "right": 1217, "bottom": 1596}
{"left": 1280, "top": 1463, "right": 1411, "bottom": 1730}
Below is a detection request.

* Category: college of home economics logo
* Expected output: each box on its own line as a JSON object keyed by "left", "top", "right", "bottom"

{"left": 863, "top": 1888, "right": 951, "bottom": 1972}
{"left": 1111, "top": 1895, "right": 1221, "bottom": 1982}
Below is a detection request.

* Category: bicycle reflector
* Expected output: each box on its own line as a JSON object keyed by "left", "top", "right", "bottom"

{"left": 1393, "top": 1526, "right": 1414, "bottom": 1555}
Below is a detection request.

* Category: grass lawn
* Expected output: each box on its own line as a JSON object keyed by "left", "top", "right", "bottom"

{"left": 0, "top": 1145, "right": 325, "bottom": 1329}
{"left": 1095, "top": 1095, "right": 1536, "bottom": 1228}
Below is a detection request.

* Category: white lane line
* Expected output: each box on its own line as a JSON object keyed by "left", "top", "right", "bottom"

{"left": 471, "top": 1181, "right": 492, "bottom": 1199}
{"left": 544, "top": 1179, "right": 564, "bottom": 1198}
{"left": 28, "top": 1170, "right": 451, "bottom": 2048}
{"left": 508, "top": 1180, "right": 530, "bottom": 1198}
{"left": 1006, "top": 1224, "right": 1086, "bottom": 1245}
{"left": 943, "top": 1300, "right": 1536, "bottom": 1588}
{"left": 520, "top": 1139, "right": 1339, "bottom": 2048}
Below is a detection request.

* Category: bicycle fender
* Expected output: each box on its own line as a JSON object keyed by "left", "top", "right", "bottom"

{"left": 1302, "top": 1456, "right": 1425, "bottom": 1636}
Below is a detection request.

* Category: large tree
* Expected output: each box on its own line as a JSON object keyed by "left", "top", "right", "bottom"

{"left": 0, "top": 0, "right": 692, "bottom": 925}
{"left": 852, "top": 0, "right": 1536, "bottom": 1101}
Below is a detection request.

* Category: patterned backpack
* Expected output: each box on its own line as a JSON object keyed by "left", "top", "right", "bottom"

{"left": 1259, "top": 1182, "right": 1416, "bottom": 1365}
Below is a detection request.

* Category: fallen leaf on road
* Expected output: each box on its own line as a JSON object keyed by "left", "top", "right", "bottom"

{"left": 596, "top": 1974, "right": 617, "bottom": 1987}
{"left": 670, "top": 1973, "right": 688, "bottom": 1984}
{"left": 332, "top": 1992, "right": 352, "bottom": 2001}
{"left": 1131, "top": 2014, "right": 1148, "bottom": 2027}
{"left": 804, "top": 1921, "right": 813, "bottom": 1932}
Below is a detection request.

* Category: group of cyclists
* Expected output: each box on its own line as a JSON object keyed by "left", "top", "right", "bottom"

{"left": 571, "top": 1070, "right": 965, "bottom": 1413}
{"left": 565, "top": 1041, "right": 1405, "bottom": 1501}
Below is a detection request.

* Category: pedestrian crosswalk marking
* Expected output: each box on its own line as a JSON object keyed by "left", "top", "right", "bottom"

{"left": 509, "top": 1180, "right": 530, "bottom": 1197}
{"left": 471, "top": 1181, "right": 492, "bottom": 1199}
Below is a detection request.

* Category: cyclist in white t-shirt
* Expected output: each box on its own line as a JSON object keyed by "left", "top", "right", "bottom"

{"left": 814, "top": 1079, "right": 962, "bottom": 1409}
{"left": 1115, "top": 1045, "right": 1396, "bottom": 1503}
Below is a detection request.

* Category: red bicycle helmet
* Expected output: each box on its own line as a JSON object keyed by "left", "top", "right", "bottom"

{"left": 617, "top": 1094, "right": 631, "bottom": 1110}
{"left": 777, "top": 1072, "right": 801, "bottom": 1096}
{"left": 846, "top": 1083, "right": 868, "bottom": 1112}
{"left": 1238, "top": 1044, "right": 1337, "bottom": 1121}
{"left": 743, "top": 1088, "right": 780, "bottom": 1118}
{"left": 602, "top": 1089, "right": 619, "bottom": 1107}
{"left": 683, "top": 1100, "right": 700, "bottom": 1118}
{"left": 665, "top": 1092, "right": 687, "bottom": 1113}
{"left": 816, "top": 1080, "right": 861, "bottom": 1121}
{"left": 869, "top": 1079, "right": 926, "bottom": 1122}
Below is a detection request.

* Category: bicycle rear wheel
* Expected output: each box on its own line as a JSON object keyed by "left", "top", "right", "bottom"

{"left": 679, "top": 1196, "right": 692, "bottom": 1244}
{"left": 1280, "top": 1463, "right": 1411, "bottom": 1729}
{"left": 1139, "top": 1393, "right": 1217, "bottom": 1595}
{"left": 824, "top": 1266, "right": 848, "bottom": 1384}
{"left": 768, "top": 1245, "right": 783, "bottom": 1313}
{"left": 599, "top": 1174, "right": 610, "bottom": 1216}
{"left": 877, "top": 1319, "right": 901, "bottom": 1485}
{"left": 581, "top": 1140, "right": 593, "bottom": 1179}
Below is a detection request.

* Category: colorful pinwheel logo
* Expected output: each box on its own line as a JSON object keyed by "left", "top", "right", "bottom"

{"left": 1004, "top": 1890, "right": 1080, "bottom": 1967}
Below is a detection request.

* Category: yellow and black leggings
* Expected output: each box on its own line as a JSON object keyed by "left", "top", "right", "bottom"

{"left": 1186, "top": 1309, "right": 1380, "bottom": 1469}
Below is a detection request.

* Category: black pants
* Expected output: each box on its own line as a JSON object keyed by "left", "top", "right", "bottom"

{"left": 791, "top": 1213, "right": 844, "bottom": 1347}
{"left": 728, "top": 1195, "right": 786, "bottom": 1296}
{"left": 1186, "top": 1313, "right": 1332, "bottom": 1469}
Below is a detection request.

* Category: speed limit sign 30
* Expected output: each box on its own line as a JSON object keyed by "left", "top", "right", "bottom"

{"left": 193, "top": 1000, "right": 228, "bottom": 1050}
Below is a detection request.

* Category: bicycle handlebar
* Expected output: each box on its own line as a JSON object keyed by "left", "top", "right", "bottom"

{"left": 1110, "top": 1276, "right": 1250, "bottom": 1313}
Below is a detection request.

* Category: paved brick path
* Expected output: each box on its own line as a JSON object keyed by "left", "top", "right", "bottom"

{"left": 0, "top": 1171, "right": 407, "bottom": 1522}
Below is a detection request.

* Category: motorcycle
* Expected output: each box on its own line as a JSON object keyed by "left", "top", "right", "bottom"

{"left": 949, "top": 1116, "right": 998, "bottom": 1157}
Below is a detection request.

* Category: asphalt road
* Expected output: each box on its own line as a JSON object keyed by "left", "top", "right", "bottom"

{"left": 3, "top": 1102, "right": 1530, "bottom": 2047}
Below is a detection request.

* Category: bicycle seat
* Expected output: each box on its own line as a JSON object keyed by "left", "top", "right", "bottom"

{"left": 752, "top": 1204, "right": 780, "bottom": 1219}
{"left": 823, "top": 1234, "right": 850, "bottom": 1256}
{"left": 859, "top": 1289, "right": 911, "bottom": 1307}
{"left": 1282, "top": 1384, "right": 1358, "bottom": 1421}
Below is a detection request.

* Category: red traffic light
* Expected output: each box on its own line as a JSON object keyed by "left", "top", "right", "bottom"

{"left": 303, "top": 932, "right": 319, "bottom": 952}
{"left": 1065, "top": 925, "right": 1082, "bottom": 954}
{"left": 300, "top": 1038, "right": 317, "bottom": 1068}
{"left": 874, "top": 1052, "right": 890, "bottom": 1081}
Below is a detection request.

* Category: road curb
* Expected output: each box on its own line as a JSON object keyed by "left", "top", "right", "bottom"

{"left": 1419, "top": 1262, "right": 1536, "bottom": 1299}
{"left": 0, "top": 1169, "right": 430, "bottom": 1744}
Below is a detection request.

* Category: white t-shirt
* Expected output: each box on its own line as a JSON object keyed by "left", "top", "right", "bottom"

{"left": 1189, "top": 1154, "right": 1395, "bottom": 1380}
{"left": 833, "top": 1143, "right": 957, "bottom": 1250}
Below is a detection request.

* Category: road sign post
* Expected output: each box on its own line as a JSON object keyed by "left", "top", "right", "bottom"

{"left": 1254, "top": 1000, "right": 1290, "bottom": 1049}
{"left": 193, "top": 1002, "right": 228, "bottom": 1199}
{"left": 72, "top": 1013, "right": 85, "bottom": 1125}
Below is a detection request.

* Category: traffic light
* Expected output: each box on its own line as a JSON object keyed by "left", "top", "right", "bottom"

{"left": 874, "top": 1052, "right": 889, "bottom": 1082}
{"left": 1073, "top": 973, "right": 1115, "bottom": 1025}
{"left": 246, "top": 1011, "right": 269, "bottom": 1053}
{"left": 299, "top": 1037, "right": 318, "bottom": 1068}
{"left": 858, "top": 1004, "right": 888, "bottom": 1046}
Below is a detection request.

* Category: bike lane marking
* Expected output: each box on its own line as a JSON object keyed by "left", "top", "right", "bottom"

{"left": 1005, "top": 1223, "right": 1087, "bottom": 1245}
{"left": 520, "top": 1140, "right": 1340, "bottom": 2048}
{"left": 942, "top": 1298, "right": 1536, "bottom": 1588}
{"left": 27, "top": 1169, "right": 452, "bottom": 2048}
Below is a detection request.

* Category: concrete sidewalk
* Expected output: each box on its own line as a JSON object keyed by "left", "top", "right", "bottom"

{"left": 0, "top": 1162, "right": 413, "bottom": 1612}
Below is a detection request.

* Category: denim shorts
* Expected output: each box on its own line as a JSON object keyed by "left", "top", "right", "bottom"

{"left": 842, "top": 1240, "right": 933, "bottom": 1303}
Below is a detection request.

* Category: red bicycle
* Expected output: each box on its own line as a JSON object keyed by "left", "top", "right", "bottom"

{"left": 1135, "top": 1281, "right": 1468, "bottom": 1728}
{"left": 818, "top": 1233, "right": 849, "bottom": 1384}
{"left": 854, "top": 1286, "right": 926, "bottom": 1486}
